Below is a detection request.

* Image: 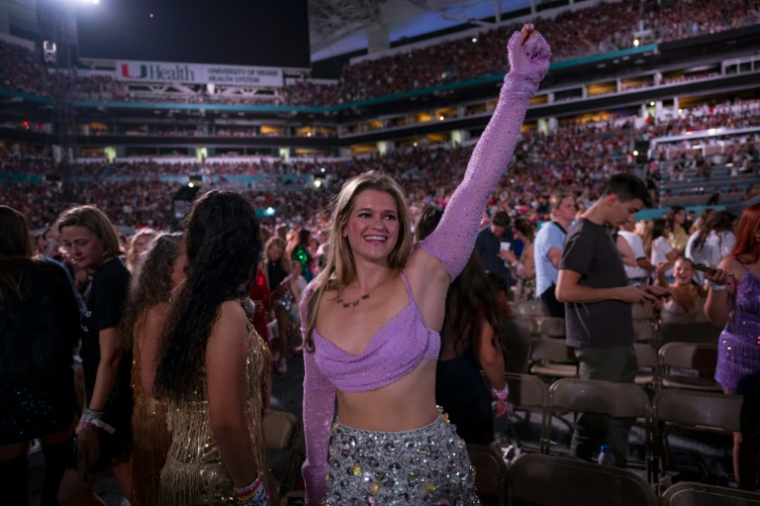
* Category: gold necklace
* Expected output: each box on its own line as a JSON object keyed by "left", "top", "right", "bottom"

{"left": 336, "top": 272, "right": 394, "bottom": 308}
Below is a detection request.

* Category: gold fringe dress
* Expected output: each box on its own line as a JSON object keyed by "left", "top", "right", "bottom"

{"left": 130, "top": 312, "right": 172, "bottom": 506}
{"left": 159, "top": 328, "right": 277, "bottom": 506}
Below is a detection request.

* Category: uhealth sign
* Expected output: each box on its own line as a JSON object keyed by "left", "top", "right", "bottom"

{"left": 117, "top": 60, "right": 283, "bottom": 87}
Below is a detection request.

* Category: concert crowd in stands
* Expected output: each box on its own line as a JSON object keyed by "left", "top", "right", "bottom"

{"left": 3, "top": 95, "right": 760, "bottom": 235}
{"left": 0, "top": 0, "right": 757, "bottom": 106}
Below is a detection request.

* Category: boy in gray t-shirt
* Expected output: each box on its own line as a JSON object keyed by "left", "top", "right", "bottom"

{"left": 555, "top": 174, "right": 666, "bottom": 467}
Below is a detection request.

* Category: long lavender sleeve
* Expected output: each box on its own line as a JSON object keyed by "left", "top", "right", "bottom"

{"left": 300, "top": 290, "right": 336, "bottom": 506}
{"left": 420, "top": 30, "right": 551, "bottom": 279}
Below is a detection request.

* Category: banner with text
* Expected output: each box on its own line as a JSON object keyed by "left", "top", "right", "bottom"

{"left": 116, "top": 60, "right": 283, "bottom": 87}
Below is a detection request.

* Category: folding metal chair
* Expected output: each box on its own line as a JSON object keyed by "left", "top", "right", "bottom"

{"left": 263, "top": 409, "right": 305, "bottom": 497}
{"left": 659, "top": 342, "right": 720, "bottom": 391}
{"left": 529, "top": 337, "right": 578, "bottom": 379}
{"left": 542, "top": 378, "right": 653, "bottom": 482}
{"left": 508, "top": 453, "right": 658, "bottom": 506}
{"left": 538, "top": 316, "right": 565, "bottom": 338}
{"left": 662, "top": 481, "right": 760, "bottom": 505}
{"left": 467, "top": 444, "right": 508, "bottom": 506}
{"left": 652, "top": 389, "right": 744, "bottom": 481}
{"left": 659, "top": 322, "right": 722, "bottom": 347}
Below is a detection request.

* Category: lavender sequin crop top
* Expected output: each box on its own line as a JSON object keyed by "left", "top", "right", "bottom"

{"left": 310, "top": 271, "right": 439, "bottom": 392}
{"left": 300, "top": 33, "right": 550, "bottom": 504}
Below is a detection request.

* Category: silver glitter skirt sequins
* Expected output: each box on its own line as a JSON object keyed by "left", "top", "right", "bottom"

{"left": 324, "top": 408, "right": 481, "bottom": 506}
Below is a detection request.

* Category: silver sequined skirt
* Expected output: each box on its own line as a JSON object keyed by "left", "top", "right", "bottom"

{"left": 324, "top": 407, "right": 481, "bottom": 506}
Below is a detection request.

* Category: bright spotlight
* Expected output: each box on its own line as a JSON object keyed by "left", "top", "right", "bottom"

{"left": 649, "top": 101, "right": 655, "bottom": 106}
{"left": 320, "top": 167, "right": 325, "bottom": 173}
{"left": 439, "top": 116, "right": 445, "bottom": 121}
{"left": 633, "top": 150, "right": 639, "bottom": 157}
{"left": 188, "top": 182, "right": 194, "bottom": 188}
{"left": 472, "top": 37, "right": 477, "bottom": 43}
{"left": 633, "top": 39, "right": 640, "bottom": 47}
{"left": 314, "top": 180, "right": 322, "bottom": 188}
{"left": 266, "top": 207, "right": 275, "bottom": 216}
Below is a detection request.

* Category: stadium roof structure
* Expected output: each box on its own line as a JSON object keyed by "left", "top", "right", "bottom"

{"left": 309, "top": 0, "right": 529, "bottom": 61}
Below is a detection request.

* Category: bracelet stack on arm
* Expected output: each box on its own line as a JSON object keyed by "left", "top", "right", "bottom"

{"left": 233, "top": 472, "right": 270, "bottom": 506}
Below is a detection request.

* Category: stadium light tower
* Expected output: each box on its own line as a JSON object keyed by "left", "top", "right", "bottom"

{"left": 37, "top": 0, "right": 97, "bottom": 203}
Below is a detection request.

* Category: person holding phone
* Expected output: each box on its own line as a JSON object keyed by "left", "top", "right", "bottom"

{"left": 556, "top": 174, "right": 667, "bottom": 467}
{"left": 655, "top": 257, "right": 707, "bottom": 324}
{"left": 704, "top": 202, "right": 760, "bottom": 491}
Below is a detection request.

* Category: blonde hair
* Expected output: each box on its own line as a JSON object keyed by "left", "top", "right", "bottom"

{"left": 264, "top": 236, "right": 291, "bottom": 273}
{"left": 56, "top": 205, "right": 122, "bottom": 260}
{"left": 304, "top": 171, "right": 412, "bottom": 349}
{"left": 126, "top": 228, "right": 158, "bottom": 272}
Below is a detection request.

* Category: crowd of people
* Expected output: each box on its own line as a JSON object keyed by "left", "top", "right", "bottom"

{"left": 1, "top": 0, "right": 758, "bottom": 107}
{"left": 3, "top": 94, "right": 759, "bottom": 236}
{"left": 2, "top": 24, "right": 760, "bottom": 506}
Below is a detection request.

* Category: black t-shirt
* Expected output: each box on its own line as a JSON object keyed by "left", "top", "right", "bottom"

{"left": 0, "top": 259, "right": 81, "bottom": 380}
{"left": 81, "top": 258, "right": 132, "bottom": 399}
{"left": 268, "top": 259, "right": 289, "bottom": 291}
{"left": 560, "top": 218, "right": 633, "bottom": 349}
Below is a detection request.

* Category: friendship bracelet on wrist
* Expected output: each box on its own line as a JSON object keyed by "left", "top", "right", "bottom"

{"left": 81, "top": 409, "right": 116, "bottom": 434}
{"left": 233, "top": 474, "right": 269, "bottom": 505}
{"left": 491, "top": 384, "right": 509, "bottom": 401}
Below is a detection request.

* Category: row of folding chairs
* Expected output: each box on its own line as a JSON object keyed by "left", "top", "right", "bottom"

{"left": 495, "top": 452, "right": 760, "bottom": 506}
{"left": 485, "top": 374, "right": 746, "bottom": 485}
{"left": 512, "top": 300, "right": 722, "bottom": 349}
{"left": 527, "top": 338, "right": 721, "bottom": 393}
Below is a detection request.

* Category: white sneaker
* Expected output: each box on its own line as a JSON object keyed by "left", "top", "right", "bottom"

{"left": 276, "top": 358, "right": 287, "bottom": 373}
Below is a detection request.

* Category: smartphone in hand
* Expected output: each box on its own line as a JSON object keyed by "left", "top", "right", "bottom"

{"left": 692, "top": 263, "right": 718, "bottom": 275}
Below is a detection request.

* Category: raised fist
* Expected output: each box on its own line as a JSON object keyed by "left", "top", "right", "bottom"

{"left": 507, "top": 24, "right": 551, "bottom": 86}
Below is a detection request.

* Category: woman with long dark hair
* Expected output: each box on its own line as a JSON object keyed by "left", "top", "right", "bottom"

{"left": 416, "top": 206, "right": 508, "bottom": 445}
{"left": 57, "top": 205, "right": 134, "bottom": 505}
{"left": 0, "top": 206, "right": 81, "bottom": 506}
{"left": 120, "top": 232, "right": 186, "bottom": 506}
{"left": 685, "top": 210, "right": 736, "bottom": 283}
{"left": 300, "top": 25, "right": 549, "bottom": 506}
{"left": 704, "top": 202, "right": 760, "bottom": 490}
{"left": 155, "top": 190, "right": 277, "bottom": 505}
{"left": 665, "top": 205, "right": 689, "bottom": 255}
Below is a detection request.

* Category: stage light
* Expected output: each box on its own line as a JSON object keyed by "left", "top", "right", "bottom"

{"left": 678, "top": 108, "right": 683, "bottom": 113}
{"left": 649, "top": 101, "right": 655, "bottom": 106}
{"left": 320, "top": 167, "right": 325, "bottom": 173}
{"left": 472, "top": 38, "right": 477, "bottom": 43}
{"left": 633, "top": 39, "right": 640, "bottom": 47}
{"left": 439, "top": 116, "right": 445, "bottom": 121}
{"left": 188, "top": 182, "right": 194, "bottom": 188}
{"left": 266, "top": 207, "right": 275, "bottom": 216}
{"left": 314, "top": 180, "right": 322, "bottom": 188}
{"left": 633, "top": 150, "right": 639, "bottom": 156}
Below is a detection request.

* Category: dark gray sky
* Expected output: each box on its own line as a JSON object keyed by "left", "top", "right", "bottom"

{"left": 76, "top": 0, "right": 310, "bottom": 68}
